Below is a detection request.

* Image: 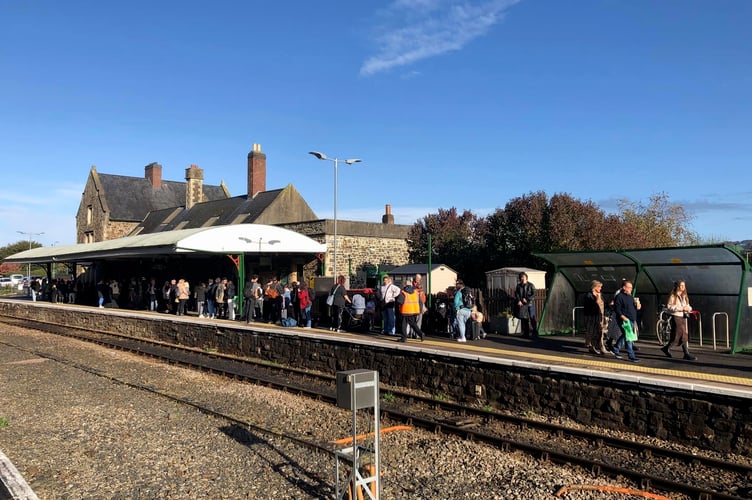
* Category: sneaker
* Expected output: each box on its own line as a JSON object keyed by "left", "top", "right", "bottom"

{"left": 629, "top": 358, "right": 640, "bottom": 363}
{"left": 456, "top": 338, "right": 466, "bottom": 343}
{"left": 661, "top": 345, "right": 672, "bottom": 358}
{"left": 336, "top": 329, "right": 343, "bottom": 333}
{"left": 611, "top": 351, "right": 622, "bottom": 359}
{"left": 481, "top": 333, "right": 487, "bottom": 339}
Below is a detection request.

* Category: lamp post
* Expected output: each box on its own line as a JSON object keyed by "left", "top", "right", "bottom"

{"left": 309, "top": 151, "right": 362, "bottom": 280}
{"left": 17, "top": 230, "right": 44, "bottom": 282}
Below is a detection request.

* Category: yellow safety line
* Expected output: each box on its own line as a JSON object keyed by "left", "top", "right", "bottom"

{"left": 415, "top": 339, "right": 752, "bottom": 388}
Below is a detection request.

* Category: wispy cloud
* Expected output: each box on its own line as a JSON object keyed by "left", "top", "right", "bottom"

{"left": 360, "top": 0, "right": 521, "bottom": 76}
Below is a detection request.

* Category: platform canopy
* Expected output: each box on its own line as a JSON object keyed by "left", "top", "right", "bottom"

{"left": 534, "top": 245, "right": 752, "bottom": 353}
{"left": 3, "top": 224, "right": 327, "bottom": 264}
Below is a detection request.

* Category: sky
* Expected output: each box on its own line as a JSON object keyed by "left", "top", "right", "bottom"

{"left": 1, "top": 0, "right": 750, "bottom": 250}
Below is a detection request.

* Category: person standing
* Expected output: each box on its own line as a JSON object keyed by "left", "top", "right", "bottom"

{"left": 298, "top": 282, "right": 312, "bottom": 328}
{"left": 226, "top": 279, "right": 236, "bottom": 320}
{"left": 378, "top": 275, "right": 400, "bottom": 336}
{"left": 612, "top": 280, "right": 640, "bottom": 362}
{"left": 146, "top": 278, "right": 158, "bottom": 312}
{"left": 214, "top": 278, "right": 226, "bottom": 319}
{"left": 661, "top": 280, "right": 698, "bottom": 360}
{"left": 176, "top": 279, "right": 189, "bottom": 316}
{"left": 515, "top": 272, "right": 538, "bottom": 338}
{"left": 290, "top": 281, "right": 301, "bottom": 325}
{"left": 583, "top": 280, "right": 607, "bottom": 355}
{"left": 30, "top": 278, "right": 41, "bottom": 302}
{"left": 396, "top": 279, "right": 425, "bottom": 343}
{"left": 453, "top": 279, "right": 473, "bottom": 343}
{"left": 329, "top": 275, "right": 350, "bottom": 332}
{"left": 195, "top": 281, "right": 207, "bottom": 318}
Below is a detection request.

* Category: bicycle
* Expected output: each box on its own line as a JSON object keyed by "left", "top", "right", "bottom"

{"left": 656, "top": 305, "right": 672, "bottom": 345}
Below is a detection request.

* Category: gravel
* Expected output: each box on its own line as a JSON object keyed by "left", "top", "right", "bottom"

{"left": 0, "top": 324, "right": 683, "bottom": 499}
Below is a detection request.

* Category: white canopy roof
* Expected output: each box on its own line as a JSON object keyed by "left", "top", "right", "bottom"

{"left": 3, "top": 224, "right": 327, "bottom": 264}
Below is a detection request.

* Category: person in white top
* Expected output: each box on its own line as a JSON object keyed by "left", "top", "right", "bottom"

{"left": 378, "top": 275, "right": 400, "bottom": 335}
{"left": 661, "top": 280, "right": 697, "bottom": 360}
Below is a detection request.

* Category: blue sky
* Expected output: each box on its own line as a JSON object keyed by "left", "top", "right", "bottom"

{"left": 1, "top": 0, "right": 750, "bottom": 249}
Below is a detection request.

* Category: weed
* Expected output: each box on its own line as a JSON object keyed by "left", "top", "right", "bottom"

{"left": 0, "top": 417, "right": 8, "bottom": 428}
{"left": 382, "top": 392, "right": 395, "bottom": 403}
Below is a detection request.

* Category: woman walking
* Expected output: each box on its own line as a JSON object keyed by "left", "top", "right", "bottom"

{"left": 661, "top": 280, "right": 697, "bottom": 360}
{"left": 583, "top": 280, "right": 607, "bottom": 355}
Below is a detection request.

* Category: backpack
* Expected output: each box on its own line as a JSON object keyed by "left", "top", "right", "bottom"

{"left": 281, "top": 317, "right": 297, "bottom": 327}
{"left": 267, "top": 286, "right": 279, "bottom": 299}
{"left": 461, "top": 287, "right": 474, "bottom": 309}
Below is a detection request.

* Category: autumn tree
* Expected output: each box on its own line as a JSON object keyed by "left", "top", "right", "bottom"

{"left": 616, "top": 192, "right": 699, "bottom": 247}
{"left": 407, "top": 208, "right": 487, "bottom": 286}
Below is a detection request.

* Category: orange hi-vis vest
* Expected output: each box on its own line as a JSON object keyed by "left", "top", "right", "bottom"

{"left": 400, "top": 289, "right": 421, "bottom": 315}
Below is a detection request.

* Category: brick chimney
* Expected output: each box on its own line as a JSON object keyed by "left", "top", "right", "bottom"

{"left": 382, "top": 204, "right": 395, "bottom": 224}
{"left": 247, "top": 143, "right": 266, "bottom": 197}
{"left": 145, "top": 162, "right": 162, "bottom": 189}
{"left": 185, "top": 164, "right": 204, "bottom": 209}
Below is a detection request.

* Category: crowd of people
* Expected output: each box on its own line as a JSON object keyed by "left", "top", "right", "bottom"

{"left": 25, "top": 269, "right": 700, "bottom": 361}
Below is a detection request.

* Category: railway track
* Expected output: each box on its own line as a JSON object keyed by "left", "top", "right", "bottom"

{"left": 3, "top": 316, "right": 751, "bottom": 499}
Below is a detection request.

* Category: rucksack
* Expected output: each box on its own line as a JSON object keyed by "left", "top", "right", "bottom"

{"left": 461, "top": 288, "right": 475, "bottom": 308}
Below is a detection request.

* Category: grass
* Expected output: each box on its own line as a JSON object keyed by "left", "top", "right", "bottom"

{"left": 0, "top": 417, "right": 9, "bottom": 428}
{"left": 381, "top": 392, "right": 395, "bottom": 403}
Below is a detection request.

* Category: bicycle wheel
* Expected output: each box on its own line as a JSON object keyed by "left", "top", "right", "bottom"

{"left": 656, "top": 318, "right": 672, "bottom": 345}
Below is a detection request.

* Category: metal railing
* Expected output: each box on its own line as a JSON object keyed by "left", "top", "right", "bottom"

{"left": 710, "top": 312, "right": 730, "bottom": 351}
{"left": 571, "top": 306, "right": 583, "bottom": 337}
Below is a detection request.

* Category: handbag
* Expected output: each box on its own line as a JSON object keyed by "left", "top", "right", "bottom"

{"left": 326, "top": 285, "right": 339, "bottom": 306}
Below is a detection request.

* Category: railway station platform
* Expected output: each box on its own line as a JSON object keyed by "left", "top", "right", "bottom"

{"left": 1, "top": 296, "right": 751, "bottom": 456}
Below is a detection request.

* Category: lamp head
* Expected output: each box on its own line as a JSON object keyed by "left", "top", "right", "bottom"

{"left": 344, "top": 158, "right": 362, "bottom": 165}
{"left": 309, "top": 151, "right": 328, "bottom": 161}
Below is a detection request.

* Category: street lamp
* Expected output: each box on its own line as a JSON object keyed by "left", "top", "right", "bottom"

{"left": 17, "top": 230, "right": 44, "bottom": 281}
{"left": 309, "top": 151, "right": 362, "bottom": 280}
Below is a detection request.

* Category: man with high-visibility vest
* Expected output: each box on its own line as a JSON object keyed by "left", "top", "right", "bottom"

{"left": 396, "top": 278, "right": 426, "bottom": 343}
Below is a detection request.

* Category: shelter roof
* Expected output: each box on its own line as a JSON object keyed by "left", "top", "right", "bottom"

{"left": 3, "top": 224, "right": 327, "bottom": 264}
{"left": 386, "top": 263, "right": 456, "bottom": 275}
{"left": 535, "top": 244, "right": 749, "bottom": 296}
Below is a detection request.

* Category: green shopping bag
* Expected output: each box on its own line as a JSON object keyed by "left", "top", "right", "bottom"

{"left": 622, "top": 320, "right": 638, "bottom": 342}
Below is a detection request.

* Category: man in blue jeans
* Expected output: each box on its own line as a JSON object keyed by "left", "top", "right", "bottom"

{"left": 453, "top": 279, "right": 472, "bottom": 343}
{"left": 378, "top": 275, "right": 400, "bottom": 335}
{"left": 612, "top": 280, "right": 641, "bottom": 362}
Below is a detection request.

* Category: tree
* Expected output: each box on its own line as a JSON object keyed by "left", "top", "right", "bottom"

{"left": 0, "top": 240, "right": 44, "bottom": 275}
{"left": 616, "top": 192, "right": 699, "bottom": 247}
{"left": 407, "top": 208, "right": 487, "bottom": 286}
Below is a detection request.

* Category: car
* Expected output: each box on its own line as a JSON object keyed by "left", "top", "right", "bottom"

{"left": 10, "top": 274, "right": 24, "bottom": 285}
{"left": 0, "top": 277, "right": 13, "bottom": 287}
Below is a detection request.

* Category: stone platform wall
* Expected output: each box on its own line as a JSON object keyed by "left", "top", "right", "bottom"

{"left": 2, "top": 300, "right": 749, "bottom": 456}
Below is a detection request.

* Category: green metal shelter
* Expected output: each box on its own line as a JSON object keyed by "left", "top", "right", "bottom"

{"left": 535, "top": 245, "right": 752, "bottom": 353}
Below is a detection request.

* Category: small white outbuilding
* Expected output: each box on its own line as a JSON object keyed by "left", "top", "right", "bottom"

{"left": 485, "top": 267, "right": 546, "bottom": 292}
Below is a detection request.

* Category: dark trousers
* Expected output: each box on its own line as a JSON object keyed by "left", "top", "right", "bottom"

{"left": 402, "top": 315, "right": 424, "bottom": 341}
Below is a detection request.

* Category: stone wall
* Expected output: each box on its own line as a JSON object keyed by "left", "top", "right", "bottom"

{"left": 281, "top": 220, "right": 410, "bottom": 283}
{"left": 2, "top": 300, "right": 749, "bottom": 456}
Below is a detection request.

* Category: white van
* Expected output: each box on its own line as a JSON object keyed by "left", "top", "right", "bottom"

{"left": 10, "top": 274, "right": 24, "bottom": 285}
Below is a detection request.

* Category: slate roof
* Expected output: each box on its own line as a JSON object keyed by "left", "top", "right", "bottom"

{"left": 387, "top": 263, "right": 456, "bottom": 275}
{"left": 98, "top": 173, "right": 228, "bottom": 222}
{"left": 134, "top": 189, "right": 284, "bottom": 234}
